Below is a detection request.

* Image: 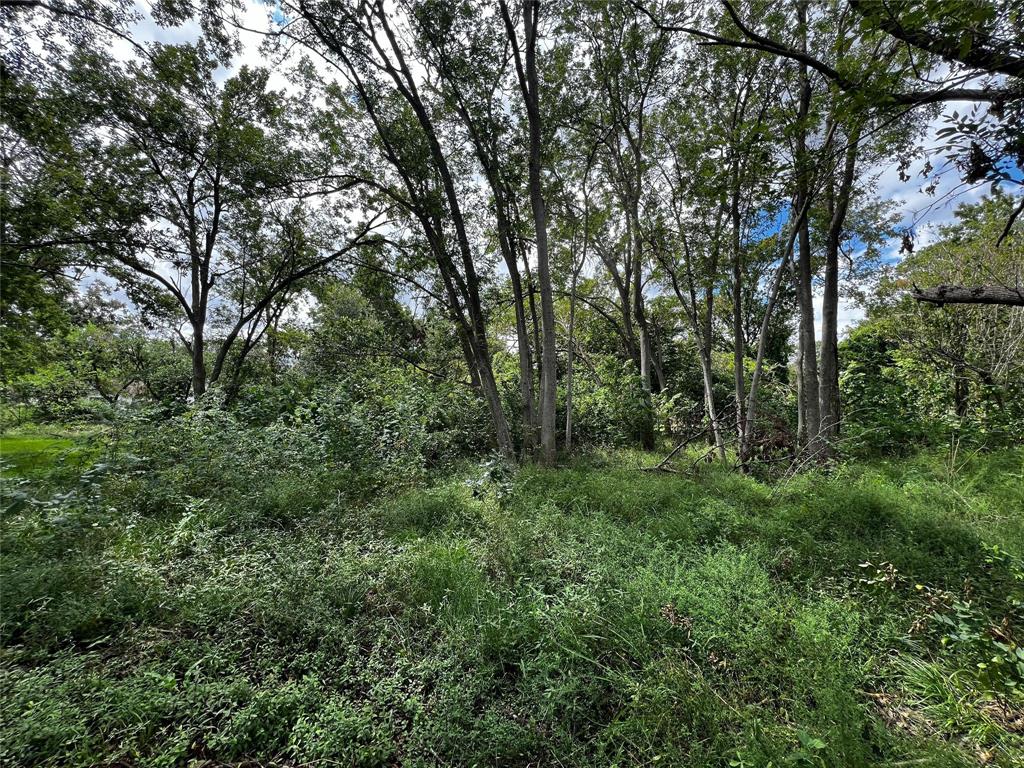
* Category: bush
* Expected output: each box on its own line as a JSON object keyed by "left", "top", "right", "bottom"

{"left": 572, "top": 358, "right": 654, "bottom": 446}
{"left": 840, "top": 323, "right": 933, "bottom": 454}
{"left": 3, "top": 444, "right": 1022, "bottom": 766}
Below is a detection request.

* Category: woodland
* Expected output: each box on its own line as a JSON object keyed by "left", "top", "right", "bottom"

{"left": 0, "top": 0, "right": 1022, "bottom": 765}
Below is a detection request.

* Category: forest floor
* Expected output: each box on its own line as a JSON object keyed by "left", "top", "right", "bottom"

{"left": 1, "top": 436, "right": 1022, "bottom": 767}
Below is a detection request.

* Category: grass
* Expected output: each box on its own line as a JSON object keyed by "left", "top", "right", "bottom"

{"left": 0, "top": 444, "right": 1021, "bottom": 767}
{"left": 0, "top": 426, "right": 102, "bottom": 477}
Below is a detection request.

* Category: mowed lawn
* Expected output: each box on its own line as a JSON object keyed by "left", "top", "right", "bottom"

{"left": 1, "top": 446, "right": 1022, "bottom": 767}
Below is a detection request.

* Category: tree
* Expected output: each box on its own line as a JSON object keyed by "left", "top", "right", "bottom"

{"left": 1, "top": 57, "right": 84, "bottom": 381}
{"left": 849, "top": 194, "right": 1024, "bottom": 444}
{"left": 4, "top": 41, "right": 381, "bottom": 399}
{"left": 567, "top": 0, "right": 676, "bottom": 448}
{"left": 412, "top": 0, "right": 541, "bottom": 457}
{"left": 283, "top": 0, "right": 520, "bottom": 459}
{"left": 656, "top": 0, "right": 1024, "bottom": 241}
{"left": 498, "top": 0, "right": 559, "bottom": 464}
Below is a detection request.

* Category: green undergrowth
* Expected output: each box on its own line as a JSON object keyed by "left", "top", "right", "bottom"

{"left": 1, "top": 446, "right": 1021, "bottom": 766}
{"left": 0, "top": 425, "right": 103, "bottom": 478}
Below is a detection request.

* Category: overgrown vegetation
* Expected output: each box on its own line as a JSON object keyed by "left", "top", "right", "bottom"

{"left": 2, "top": 424, "right": 1021, "bottom": 766}
{"left": 2, "top": 1, "right": 1023, "bottom": 766}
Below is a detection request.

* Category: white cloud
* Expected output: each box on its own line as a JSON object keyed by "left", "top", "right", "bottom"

{"left": 812, "top": 290, "right": 864, "bottom": 339}
{"left": 868, "top": 107, "right": 992, "bottom": 251}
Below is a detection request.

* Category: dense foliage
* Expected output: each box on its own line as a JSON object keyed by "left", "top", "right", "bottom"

{"left": 2, "top": 436, "right": 1022, "bottom": 765}
{"left": 1, "top": 0, "right": 1022, "bottom": 766}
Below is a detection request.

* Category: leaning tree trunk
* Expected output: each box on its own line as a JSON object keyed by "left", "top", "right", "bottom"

{"left": 660, "top": 234, "right": 727, "bottom": 461}
{"left": 743, "top": 192, "right": 812, "bottom": 466}
{"left": 379, "top": 9, "right": 516, "bottom": 461}
{"left": 700, "top": 266, "right": 726, "bottom": 460}
{"left": 700, "top": 346, "right": 726, "bottom": 460}
{"left": 423, "top": 82, "right": 536, "bottom": 457}
{"left": 492, "top": 183, "right": 535, "bottom": 455}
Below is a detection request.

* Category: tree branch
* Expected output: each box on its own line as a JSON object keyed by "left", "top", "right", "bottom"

{"left": 628, "top": 0, "right": 1023, "bottom": 105}
{"left": 911, "top": 283, "right": 1024, "bottom": 306}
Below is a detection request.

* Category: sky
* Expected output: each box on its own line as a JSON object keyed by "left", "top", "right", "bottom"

{"left": 102, "top": 0, "right": 1003, "bottom": 338}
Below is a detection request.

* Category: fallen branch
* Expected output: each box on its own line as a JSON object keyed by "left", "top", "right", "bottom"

{"left": 644, "top": 404, "right": 736, "bottom": 473}
{"left": 911, "top": 284, "right": 1024, "bottom": 307}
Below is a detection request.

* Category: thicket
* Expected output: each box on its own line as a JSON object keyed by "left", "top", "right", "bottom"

{"left": 2, "top": 419, "right": 1022, "bottom": 766}
{"left": 2, "top": 1, "right": 1023, "bottom": 765}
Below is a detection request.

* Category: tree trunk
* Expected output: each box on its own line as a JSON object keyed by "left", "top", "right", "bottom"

{"left": 794, "top": 2, "right": 820, "bottom": 453}
{"left": 699, "top": 268, "right": 726, "bottom": 459}
{"left": 633, "top": 240, "right": 656, "bottom": 450}
{"left": 520, "top": 0, "right": 558, "bottom": 465}
{"left": 699, "top": 346, "right": 725, "bottom": 459}
{"left": 512, "top": 260, "right": 537, "bottom": 456}
{"left": 651, "top": 330, "right": 666, "bottom": 395}
{"left": 730, "top": 180, "right": 747, "bottom": 467}
{"left": 565, "top": 154, "right": 596, "bottom": 453}
{"left": 565, "top": 271, "right": 578, "bottom": 452}
{"left": 455, "top": 318, "right": 482, "bottom": 389}
{"left": 521, "top": 248, "right": 542, "bottom": 441}
{"left": 743, "top": 193, "right": 812, "bottom": 466}
{"left": 818, "top": 201, "right": 839, "bottom": 454}
{"left": 190, "top": 322, "right": 206, "bottom": 398}
{"left": 954, "top": 364, "right": 969, "bottom": 420}
{"left": 268, "top": 317, "right": 280, "bottom": 381}
{"left": 565, "top": 221, "right": 589, "bottom": 453}
{"left": 818, "top": 123, "right": 861, "bottom": 456}
{"left": 432, "top": 10, "right": 538, "bottom": 458}
{"left": 482, "top": 167, "right": 534, "bottom": 454}
{"left": 369, "top": 7, "right": 516, "bottom": 461}
{"left": 795, "top": 339, "right": 804, "bottom": 443}
{"left": 796, "top": 215, "right": 820, "bottom": 449}
{"left": 659, "top": 232, "right": 726, "bottom": 461}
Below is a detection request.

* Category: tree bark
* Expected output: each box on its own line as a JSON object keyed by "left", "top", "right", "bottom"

{"left": 730, "top": 174, "right": 747, "bottom": 466}
{"left": 632, "top": 221, "right": 656, "bottom": 450}
{"left": 446, "top": 87, "right": 536, "bottom": 455}
{"left": 796, "top": 215, "right": 820, "bottom": 448}
{"left": 794, "top": 1, "right": 820, "bottom": 453}
{"left": 911, "top": 285, "right": 1024, "bottom": 306}
{"left": 659, "top": 228, "right": 726, "bottom": 460}
{"left": 190, "top": 322, "right": 206, "bottom": 398}
{"left": 743, "top": 192, "right": 813, "bottom": 465}
{"left": 518, "top": 0, "right": 558, "bottom": 464}
{"left": 565, "top": 204, "right": 591, "bottom": 453}
{"left": 354, "top": 4, "right": 516, "bottom": 460}
{"left": 818, "top": 123, "right": 861, "bottom": 455}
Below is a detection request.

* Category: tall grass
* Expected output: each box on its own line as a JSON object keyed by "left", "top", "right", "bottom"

{"left": 1, "top": 444, "right": 1021, "bottom": 766}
